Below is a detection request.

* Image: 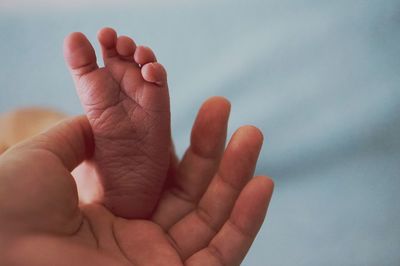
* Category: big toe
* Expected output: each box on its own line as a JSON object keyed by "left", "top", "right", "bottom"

{"left": 64, "top": 32, "right": 98, "bottom": 77}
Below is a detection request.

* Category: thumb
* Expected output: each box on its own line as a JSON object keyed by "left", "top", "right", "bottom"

{"left": 14, "top": 115, "right": 94, "bottom": 171}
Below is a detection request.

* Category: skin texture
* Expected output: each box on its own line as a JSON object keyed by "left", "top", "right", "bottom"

{"left": 0, "top": 98, "right": 274, "bottom": 266}
{"left": 64, "top": 28, "right": 171, "bottom": 219}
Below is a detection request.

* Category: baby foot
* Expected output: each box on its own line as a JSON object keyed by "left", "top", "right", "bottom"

{"left": 63, "top": 28, "right": 171, "bottom": 218}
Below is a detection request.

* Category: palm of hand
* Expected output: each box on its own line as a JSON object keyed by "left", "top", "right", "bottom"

{"left": 0, "top": 99, "right": 273, "bottom": 266}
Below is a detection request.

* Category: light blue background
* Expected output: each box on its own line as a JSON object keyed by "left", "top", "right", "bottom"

{"left": 1, "top": 0, "right": 399, "bottom": 265}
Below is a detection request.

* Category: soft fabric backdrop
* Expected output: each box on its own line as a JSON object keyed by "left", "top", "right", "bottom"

{"left": 1, "top": 0, "right": 399, "bottom": 265}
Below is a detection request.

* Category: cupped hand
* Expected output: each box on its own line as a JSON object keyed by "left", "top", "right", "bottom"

{"left": 0, "top": 97, "right": 273, "bottom": 266}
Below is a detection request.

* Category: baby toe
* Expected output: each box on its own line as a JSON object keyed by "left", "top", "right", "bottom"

{"left": 141, "top": 62, "right": 167, "bottom": 86}
{"left": 63, "top": 32, "right": 98, "bottom": 77}
{"left": 134, "top": 46, "right": 157, "bottom": 66}
{"left": 97, "top": 27, "right": 118, "bottom": 59}
{"left": 116, "top": 35, "right": 136, "bottom": 60}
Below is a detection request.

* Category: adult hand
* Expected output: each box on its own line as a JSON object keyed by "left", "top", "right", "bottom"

{"left": 0, "top": 97, "right": 273, "bottom": 265}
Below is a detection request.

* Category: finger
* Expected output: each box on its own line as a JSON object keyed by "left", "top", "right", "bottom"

{"left": 153, "top": 97, "right": 230, "bottom": 228}
{"left": 185, "top": 176, "right": 274, "bottom": 266}
{"left": 17, "top": 115, "right": 94, "bottom": 171}
{"left": 167, "top": 126, "right": 264, "bottom": 259}
{"left": 0, "top": 115, "right": 93, "bottom": 234}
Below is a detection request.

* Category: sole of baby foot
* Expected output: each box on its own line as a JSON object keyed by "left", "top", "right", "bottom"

{"left": 64, "top": 28, "right": 171, "bottom": 219}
